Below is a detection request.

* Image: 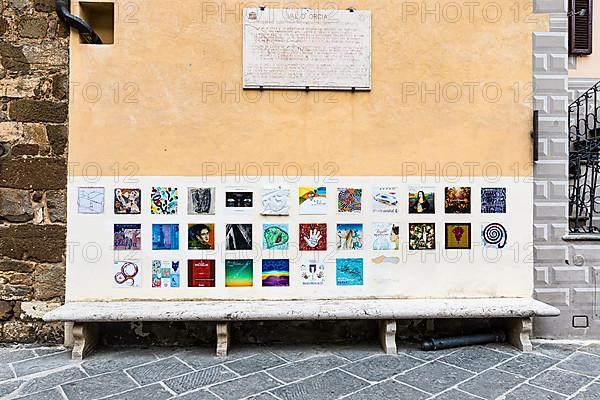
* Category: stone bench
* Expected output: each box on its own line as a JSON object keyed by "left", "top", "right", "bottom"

{"left": 43, "top": 298, "right": 560, "bottom": 360}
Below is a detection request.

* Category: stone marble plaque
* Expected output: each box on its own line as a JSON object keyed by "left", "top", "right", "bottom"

{"left": 243, "top": 8, "right": 371, "bottom": 90}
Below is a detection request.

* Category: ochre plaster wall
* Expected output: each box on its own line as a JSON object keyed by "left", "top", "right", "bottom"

{"left": 68, "top": 0, "right": 548, "bottom": 177}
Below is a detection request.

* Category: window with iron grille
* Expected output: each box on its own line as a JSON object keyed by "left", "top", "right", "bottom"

{"left": 569, "top": 83, "right": 600, "bottom": 234}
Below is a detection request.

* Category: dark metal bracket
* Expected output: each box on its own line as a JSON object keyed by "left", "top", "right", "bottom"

{"left": 532, "top": 110, "right": 539, "bottom": 162}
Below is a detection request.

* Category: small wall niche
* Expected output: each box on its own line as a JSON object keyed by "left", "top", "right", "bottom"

{"left": 79, "top": 2, "right": 114, "bottom": 44}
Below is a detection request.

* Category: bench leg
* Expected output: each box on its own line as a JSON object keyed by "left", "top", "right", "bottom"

{"left": 64, "top": 322, "right": 74, "bottom": 348}
{"left": 378, "top": 320, "right": 397, "bottom": 354}
{"left": 72, "top": 323, "right": 99, "bottom": 360}
{"left": 506, "top": 317, "right": 533, "bottom": 352}
{"left": 216, "top": 322, "right": 231, "bottom": 358}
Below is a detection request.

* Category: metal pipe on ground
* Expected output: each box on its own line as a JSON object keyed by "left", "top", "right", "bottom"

{"left": 421, "top": 331, "right": 507, "bottom": 351}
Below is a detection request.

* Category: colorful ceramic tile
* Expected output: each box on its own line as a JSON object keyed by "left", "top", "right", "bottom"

{"left": 337, "top": 188, "right": 362, "bottom": 213}
{"left": 372, "top": 223, "right": 400, "bottom": 250}
{"left": 113, "top": 224, "right": 141, "bottom": 250}
{"left": 408, "top": 186, "right": 435, "bottom": 214}
{"left": 152, "top": 260, "right": 180, "bottom": 288}
{"left": 445, "top": 187, "right": 471, "bottom": 214}
{"left": 225, "top": 188, "right": 253, "bottom": 213}
{"left": 263, "top": 224, "right": 289, "bottom": 250}
{"left": 261, "top": 187, "right": 290, "bottom": 215}
{"left": 336, "top": 258, "right": 363, "bottom": 286}
{"left": 152, "top": 224, "right": 179, "bottom": 250}
{"left": 482, "top": 222, "right": 507, "bottom": 248}
{"left": 262, "top": 259, "right": 290, "bottom": 287}
{"left": 188, "top": 223, "right": 215, "bottom": 250}
{"left": 225, "top": 224, "right": 253, "bottom": 250}
{"left": 445, "top": 223, "right": 471, "bottom": 249}
{"left": 151, "top": 187, "right": 178, "bottom": 215}
{"left": 372, "top": 186, "right": 398, "bottom": 213}
{"left": 300, "top": 259, "right": 326, "bottom": 285}
{"left": 299, "top": 223, "right": 327, "bottom": 251}
{"left": 188, "top": 187, "right": 216, "bottom": 215}
{"left": 77, "top": 187, "right": 105, "bottom": 214}
{"left": 113, "top": 260, "right": 141, "bottom": 288}
{"left": 408, "top": 223, "right": 436, "bottom": 250}
{"left": 299, "top": 186, "right": 327, "bottom": 215}
{"left": 114, "top": 188, "right": 141, "bottom": 214}
{"left": 188, "top": 259, "right": 216, "bottom": 287}
{"left": 225, "top": 259, "right": 253, "bottom": 287}
{"left": 481, "top": 188, "right": 507, "bottom": 213}
{"left": 336, "top": 223, "right": 363, "bottom": 250}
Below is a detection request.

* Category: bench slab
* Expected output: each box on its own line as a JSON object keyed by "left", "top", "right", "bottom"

{"left": 43, "top": 298, "right": 559, "bottom": 360}
{"left": 43, "top": 298, "right": 559, "bottom": 322}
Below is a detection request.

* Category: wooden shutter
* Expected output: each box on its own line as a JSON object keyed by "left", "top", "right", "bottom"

{"left": 570, "top": 0, "right": 593, "bottom": 55}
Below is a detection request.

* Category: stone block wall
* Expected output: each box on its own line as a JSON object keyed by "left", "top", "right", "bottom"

{"left": 532, "top": 0, "right": 600, "bottom": 338}
{"left": 0, "top": 0, "right": 68, "bottom": 343}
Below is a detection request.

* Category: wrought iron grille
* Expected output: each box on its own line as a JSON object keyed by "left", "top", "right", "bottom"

{"left": 569, "top": 81, "right": 600, "bottom": 233}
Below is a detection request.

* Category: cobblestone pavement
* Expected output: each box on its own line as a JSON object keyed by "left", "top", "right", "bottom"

{"left": 0, "top": 340, "right": 599, "bottom": 400}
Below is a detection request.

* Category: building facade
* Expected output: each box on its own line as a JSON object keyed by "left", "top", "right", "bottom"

{"left": 0, "top": 0, "right": 598, "bottom": 342}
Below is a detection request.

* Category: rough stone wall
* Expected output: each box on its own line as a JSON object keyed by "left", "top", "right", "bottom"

{"left": 0, "top": 0, "right": 68, "bottom": 343}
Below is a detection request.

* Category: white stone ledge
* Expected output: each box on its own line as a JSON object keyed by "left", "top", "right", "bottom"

{"left": 43, "top": 298, "right": 560, "bottom": 322}
{"left": 563, "top": 234, "right": 600, "bottom": 241}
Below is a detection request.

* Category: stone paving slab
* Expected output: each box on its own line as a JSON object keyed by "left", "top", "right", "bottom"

{"left": 127, "top": 357, "right": 193, "bottom": 386}
{"left": 82, "top": 348, "right": 158, "bottom": 376}
{"left": 341, "top": 354, "right": 423, "bottom": 382}
{"left": 431, "top": 389, "right": 482, "bottom": 400}
{"left": 246, "top": 393, "right": 279, "bottom": 400}
{"left": 0, "top": 340, "right": 598, "bottom": 400}
{"left": 495, "top": 353, "right": 558, "bottom": 378}
{"left": 580, "top": 343, "right": 600, "bottom": 356}
{"left": 557, "top": 352, "right": 600, "bottom": 376}
{"left": 102, "top": 383, "right": 173, "bottom": 400}
{"left": 438, "top": 346, "right": 513, "bottom": 373}
{"left": 534, "top": 342, "right": 583, "bottom": 360}
{"left": 0, "top": 350, "right": 37, "bottom": 364}
{"left": 15, "top": 388, "right": 64, "bottom": 400}
{"left": 271, "top": 369, "right": 369, "bottom": 400}
{"left": 17, "top": 367, "right": 87, "bottom": 396}
{"left": 530, "top": 368, "right": 594, "bottom": 396}
{"left": 503, "top": 383, "right": 566, "bottom": 400}
{"left": 457, "top": 369, "right": 525, "bottom": 400}
{"left": 571, "top": 383, "right": 600, "bottom": 400}
{"left": 12, "top": 352, "right": 75, "bottom": 378}
{"left": 0, "top": 380, "right": 24, "bottom": 398}
{"left": 175, "top": 389, "right": 221, "bottom": 400}
{"left": 32, "top": 349, "right": 67, "bottom": 358}
{"left": 395, "top": 360, "right": 474, "bottom": 394}
{"left": 210, "top": 372, "right": 280, "bottom": 400}
{"left": 173, "top": 349, "right": 223, "bottom": 371}
{"left": 0, "top": 365, "right": 15, "bottom": 382}
{"left": 61, "top": 371, "right": 139, "bottom": 400}
{"left": 345, "top": 379, "right": 429, "bottom": 400}
{"left": 224, "top": 353, "right": 287, "bottom": 376}
{"left": 164, "top": 366, "right": 237, "bottom": 394}
{"left": 268, "top": 354, "right": 348, "bottom": 383}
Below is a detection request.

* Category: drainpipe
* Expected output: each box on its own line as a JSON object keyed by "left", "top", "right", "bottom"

{"left": 55, "top": 0, "right": 103, "bottom": 44}
{"left": 421, "top": 331, "right": 506, "bottom": 351}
